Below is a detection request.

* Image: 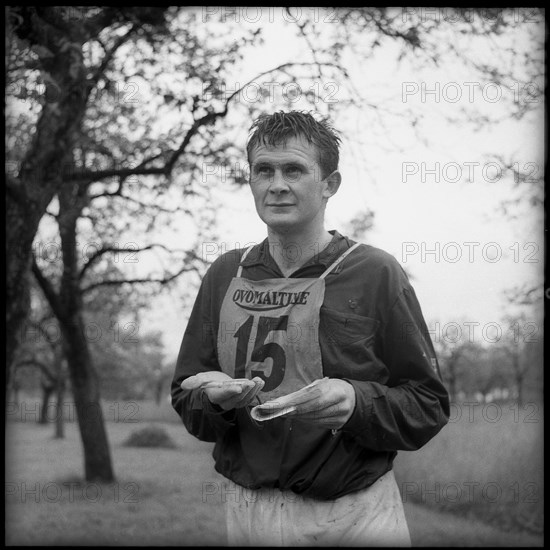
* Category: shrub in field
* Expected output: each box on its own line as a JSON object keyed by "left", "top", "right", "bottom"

{"left": 123, "top": 424, "right": 178, "bottom": 449}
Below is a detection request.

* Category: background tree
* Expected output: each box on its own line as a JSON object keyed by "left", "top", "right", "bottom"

{"left": 434, "top": 336, "right": 469, "bottom": 402}
{"left": 499, "top": 311, "right": 542, "bottom": 407}
{"left": 433, "top": 320, "right": 517, "bottom": 402}
{"left": 500, "top": 285, "right": 543, "bottom": 405}
{"left": 10, "top": 280, "right": 68, "bottom": 437}
{"left": 6, "top": 7, "right": 172, "bottom": 373}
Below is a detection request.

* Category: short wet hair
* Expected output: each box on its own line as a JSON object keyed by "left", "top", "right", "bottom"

{"left": 246, "top": 111, "right": 341, "bottom": 179}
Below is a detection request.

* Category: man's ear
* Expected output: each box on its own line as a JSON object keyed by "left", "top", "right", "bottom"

{"left": 323, "top": 170, "right": 341, "bottom": 199}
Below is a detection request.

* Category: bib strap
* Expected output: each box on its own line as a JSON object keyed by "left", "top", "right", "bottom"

{"left": 320, "top": 242, "right": 361, "bottom": 279}
{"left": 238, "top": 242, "right": 361, "bottom": 279}
{"left": 236, "top": 245, "right": 255, "bottom": 278}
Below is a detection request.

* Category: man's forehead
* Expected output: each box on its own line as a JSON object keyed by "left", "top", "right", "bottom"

{"left": 249, "top": 135, "right": 320, "bottom": 164}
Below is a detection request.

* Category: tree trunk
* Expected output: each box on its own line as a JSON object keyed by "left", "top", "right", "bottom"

{"left": 6, "top": 6, "right": 92, "bottom": 378}
{"left": 516, "top": 375, "right": 524, "bottom": 408}
{"left": 54, "top": 358, "right": 66, "bottom": 439}
{"left": 39, "top": 383, "right": 55, "bottom": 424}
{"left": 55, "top": 382, "right": 65, "bottom": 439}
{"left": 28, "top": 178, "right": 116, "bottom": 481}
{"left": 448, "top": 372, "right": 456, "bottom": 402}
{"left": 6, "top": 195, "right": 42, "bottom": 380}
{"left": 62, "top": 318, "right": 114, "bottom": 481}
{"left": 155, "top": 377, "right": 163, "bottom": 406}
{"left": 512, "top": 350, "right": 523, "bottom": 408}
{"left": 9, "top": 379, "right": 21, "bottom": 407}
{"left": 445, "top": 355, "right": 458, "bottom": 402}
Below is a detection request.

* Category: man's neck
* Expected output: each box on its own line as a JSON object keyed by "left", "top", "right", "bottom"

{"left": 267, "top": 226, "right": 333, "bottom": 276}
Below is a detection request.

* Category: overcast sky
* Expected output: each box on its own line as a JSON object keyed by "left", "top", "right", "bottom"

{"left": 149, "top": 11, "right": 544, "bottom": 363}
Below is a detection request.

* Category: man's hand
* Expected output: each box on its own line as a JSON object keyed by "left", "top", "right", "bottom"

{"left": 261, "top": 378, "right": 356, "bottom": 430}
{"left": 181, "top": 371, "right": 265, "bottom": 411}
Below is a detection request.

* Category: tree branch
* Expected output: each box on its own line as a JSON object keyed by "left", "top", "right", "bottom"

{"left": 5, "top": 174, "right": 28, "bottom": 206}
{"left": 78, "top": 243, "right": 182, "bottom": 280}
{"left": 290, "top": 12, "right": 327, "bottom": 81}
{"left": 31, "top": 256, "right": 66, "bottom": 322}
{"left": 70, "top": 61, "right": 345, "bottom": 185}
{"left": 90, "top": 191, "right": 193, "bottom": 216}
{"left": 81, "top": 260, "right": 200, "bottom": 294}
{"left": 69, "top": 166, "right": 167, "bottom": 183}
{"left": 24, "top": 318, "right": 62, "bottom": 353}
{"left": 14, "top": 357, "right": 57, "bottom": 383}
{"left": 90, "top": 23, "right": 139, "bottom": 86}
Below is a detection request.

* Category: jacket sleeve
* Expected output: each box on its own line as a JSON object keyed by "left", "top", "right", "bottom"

{"left": 342, "top": 286, "right": 450, "bottom": 451}
{"left": 171, "top": 259, "right": 237, "bottom": 442}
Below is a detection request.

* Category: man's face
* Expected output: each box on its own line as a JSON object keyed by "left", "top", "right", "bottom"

{"left": 248, "top": 136, "right": 337, "bottom": 234}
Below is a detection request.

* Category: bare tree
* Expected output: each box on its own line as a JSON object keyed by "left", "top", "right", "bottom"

{"left": 11, "top": 320, "right": 67, "bottom": 436}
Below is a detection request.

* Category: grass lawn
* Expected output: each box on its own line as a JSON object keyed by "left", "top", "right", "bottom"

{"left": 5, "top": 397, "right": 544, "bottom": 547}
{"left": 5, "top": 419, "right": 226, "bottom": 546}
{"left": 393, "top": 400, "right": 544, "bottom": 536}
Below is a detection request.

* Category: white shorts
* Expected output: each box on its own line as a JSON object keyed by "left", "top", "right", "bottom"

{"left": 225, "top": 469, "right": 411, "bottom": 547}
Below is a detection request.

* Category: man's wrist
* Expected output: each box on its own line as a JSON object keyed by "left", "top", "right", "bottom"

{"left": 339, "top": 378, "right": 358, "bottom": 429}
{"left": 201, "top": 390, "right": 234, "bottom": 416}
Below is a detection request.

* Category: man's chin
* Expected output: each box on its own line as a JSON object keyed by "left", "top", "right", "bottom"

{"left": 263, "top": 219, "right": 299, "bottom": 234}
{"left": 260, "top": 214, "right": 295, "bottom": 231}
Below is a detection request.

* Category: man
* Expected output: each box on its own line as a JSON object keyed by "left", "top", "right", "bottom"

{"left": 171, "top": 110, "right": 449, "bottom": 546}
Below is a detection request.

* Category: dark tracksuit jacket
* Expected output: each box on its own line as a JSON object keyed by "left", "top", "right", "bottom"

{"left": 171, "top": 230, "right": 450, "bottom": 500}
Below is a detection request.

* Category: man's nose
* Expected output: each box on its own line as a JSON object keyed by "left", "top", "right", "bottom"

{"left": 268, "top": 170, "right": 290, "bottom": 193}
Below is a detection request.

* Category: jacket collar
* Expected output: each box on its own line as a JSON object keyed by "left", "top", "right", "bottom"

{"left": 240, "top": 230, "right": 354, "bottom": 274}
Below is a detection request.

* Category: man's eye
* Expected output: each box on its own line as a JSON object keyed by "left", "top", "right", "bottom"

{"left": 284, "top": 166, "right": 302, "bottom": 180}
{"left": 256, "top": 166, "right": 272, "bottom": 176}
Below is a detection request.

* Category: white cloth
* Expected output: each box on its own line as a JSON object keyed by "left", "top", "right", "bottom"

{"left": 225, "top": 469, "right": 411, "bottom": 547}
